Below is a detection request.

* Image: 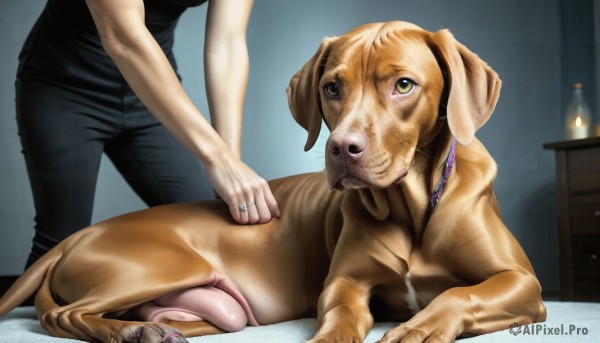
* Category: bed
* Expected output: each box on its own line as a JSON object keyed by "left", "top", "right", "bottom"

{"left": 0, "top": 301, "right": 598, "bottom": 342}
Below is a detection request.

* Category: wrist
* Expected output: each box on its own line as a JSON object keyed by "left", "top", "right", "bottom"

{"left": 200, "top": 141, "right": 235, "bottom": 170}
{"left": 212, "top": 125, "right": 241, "bottom": 159}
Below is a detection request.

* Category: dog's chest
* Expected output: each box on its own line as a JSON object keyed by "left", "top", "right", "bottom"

{"left": 375, "top": 251, "right": 466, "bottom": 319}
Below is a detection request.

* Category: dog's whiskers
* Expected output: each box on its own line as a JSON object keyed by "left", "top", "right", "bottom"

{"left": 312, "top": 151, "right": 326, "bottom": 165}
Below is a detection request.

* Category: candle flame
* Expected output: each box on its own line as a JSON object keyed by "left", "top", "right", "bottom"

{"left": 575, "top": 116, "right": 582, "bottom": 127}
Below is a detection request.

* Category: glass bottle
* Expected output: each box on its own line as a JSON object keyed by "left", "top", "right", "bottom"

{"left": 565, "top": 82, "right": 592, "bottom": 140}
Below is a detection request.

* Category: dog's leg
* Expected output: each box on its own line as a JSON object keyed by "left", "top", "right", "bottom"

{"left": 40, "top": 305, "right": 188, "bottom": 343}
{"left": 35, "top": 249, "right": 226, "bottom": 342}
{"left": 41, "top": 304, "right": 223, "bottom": 342}
{"left": 308, "top": 213, "right": 412, "bottom": 343}
{"left": 376, "top": 209, "right": 546, "bottom": 343}
{"left": 307, "top": 277, "right": 373, "bottom": 343}
{"left": 166, "top": 320, "right": 224, "bottom": 337}
{"left": 377, "top": 271, "right": 546, "bottom": 343}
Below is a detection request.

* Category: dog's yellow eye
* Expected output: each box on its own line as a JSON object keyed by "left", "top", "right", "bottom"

{"left": 324, "top": 82, "right": 339, "bottom": 98}
{"left": 395, "top": 78, "right": 415, "bottom": 94}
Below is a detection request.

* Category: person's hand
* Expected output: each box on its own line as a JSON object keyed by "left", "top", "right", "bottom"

{"left": 206, "top": 152, "right": 280, "bottom": 224}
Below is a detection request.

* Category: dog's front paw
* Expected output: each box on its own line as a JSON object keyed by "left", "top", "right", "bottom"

{"left": 307, "top": 328, "right": 363, "bottom": 343}
{"left": 307, "top": 334, "right": 362, "bottom": 343}
{"left": 376, "top": 322, "right": 457, "bottom": 343}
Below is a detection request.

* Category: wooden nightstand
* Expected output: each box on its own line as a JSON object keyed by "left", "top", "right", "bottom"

{"left": 544, "top": 137, "right": 600, "bottom": 301}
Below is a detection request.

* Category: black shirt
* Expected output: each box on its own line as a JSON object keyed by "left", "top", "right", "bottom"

{"left": 17, "top": 0, "right": 207, "bottom": 92}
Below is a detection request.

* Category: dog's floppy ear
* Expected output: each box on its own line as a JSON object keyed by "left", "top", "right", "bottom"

{"left": 429, "top": 30, "right": 501, "bottom": 145}
{"left": 286, "top": 38, "right": 334, "bottom": 151}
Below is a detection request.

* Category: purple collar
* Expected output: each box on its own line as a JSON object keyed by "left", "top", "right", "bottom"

{"left": 429, "top": 138, "right": 457, "bottom": 208}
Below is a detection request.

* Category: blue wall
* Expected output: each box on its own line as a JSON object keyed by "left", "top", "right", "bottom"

{"left": 1, "top": 0, "right": 598, "bottom": 296}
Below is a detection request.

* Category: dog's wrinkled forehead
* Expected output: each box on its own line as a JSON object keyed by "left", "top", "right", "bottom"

{"left": 342, "top": 21, "right": 425, "bottom": 40}
{"left": 322, "top": 21, "right": 434, "bottom": 78}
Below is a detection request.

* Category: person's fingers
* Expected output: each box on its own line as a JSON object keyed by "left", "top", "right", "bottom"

{"left": 225, "top": 193, "right": 244, "bottom": 224}
{"left": 227, "top": 191, "right": 275, "bottom": 225}
{"left": 237, "top": 178, "right": 271, "bottom": 224}
{"left": 240, "top": 185, "right": 257, "bottom": 225}
{"left": 262, "top": 181, "right": 281, "bottom": 219}
{"left": 251, "top": 179, "right": 280, "bottom": 222}
{"left": 245, "top": 197, "right": 259, "bottom": 224}
{"left": 250, "top": 183, "right": 273, "bottom": 224}
{"left": 254, "top": 196, "right": 272, "bottom": 224}
{"left": 205, "top": 154, "right": 280, "bottom": 225}
{"left": 238, "top": 201, "right": 250, "bottom": 224}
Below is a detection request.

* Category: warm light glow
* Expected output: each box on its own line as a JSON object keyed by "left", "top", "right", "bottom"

{"left": 575, "top": 116, "right": 582, "bottom": 127}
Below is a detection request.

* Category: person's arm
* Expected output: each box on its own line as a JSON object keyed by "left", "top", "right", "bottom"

{"left": 204, "top": 0, "right": 252, "bottom": 159}
{"left": 85, "top": 0, "right": 279, "bottom": 223}
{"left": 202, "top": 0, "right": 280, "bottom": 222}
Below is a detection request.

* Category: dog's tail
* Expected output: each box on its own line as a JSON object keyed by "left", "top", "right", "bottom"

{"left": 0, "top": 246, "right": 62, "bottom": 316}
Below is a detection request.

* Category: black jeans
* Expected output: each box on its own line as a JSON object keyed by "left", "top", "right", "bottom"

{"left": 16, "top": 80, "right": 209, "bottom": 268}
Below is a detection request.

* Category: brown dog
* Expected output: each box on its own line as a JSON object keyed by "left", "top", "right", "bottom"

{"left": 0, "top": 21, "right": 546, "bottom": 343}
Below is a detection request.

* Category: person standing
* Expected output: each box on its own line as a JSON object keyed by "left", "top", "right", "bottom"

{"left": 16, "top": 0, "right": 279, "bottom": 267}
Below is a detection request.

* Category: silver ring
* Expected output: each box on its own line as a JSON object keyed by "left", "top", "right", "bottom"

{"left": 239, "top": 202, "right": 255, "bottom": 212}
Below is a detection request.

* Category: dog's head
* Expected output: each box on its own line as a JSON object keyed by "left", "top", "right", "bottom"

{"left": 287, "top": 21, "right": 501, "bottom": 190}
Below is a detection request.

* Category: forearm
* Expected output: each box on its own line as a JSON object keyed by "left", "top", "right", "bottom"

{"left": 85, "top": 0, "right": 230, "bottom": 167}
{"left": 204, "top": 40, "right": 249, "bottom": 158}
{"left": 203, "top": 0, "right": 253, "bottom": 158}
{"left": 121, "top": 39, "right": 229, "bottom": 165}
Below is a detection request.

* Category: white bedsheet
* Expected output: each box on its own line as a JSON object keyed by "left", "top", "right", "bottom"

{"left": 0, "top": 301, "right": 598, "bottom": 342}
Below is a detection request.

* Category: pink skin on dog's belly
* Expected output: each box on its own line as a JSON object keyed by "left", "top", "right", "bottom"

{"left": 137, "top": 278, "right": 259, "bottom": 332}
